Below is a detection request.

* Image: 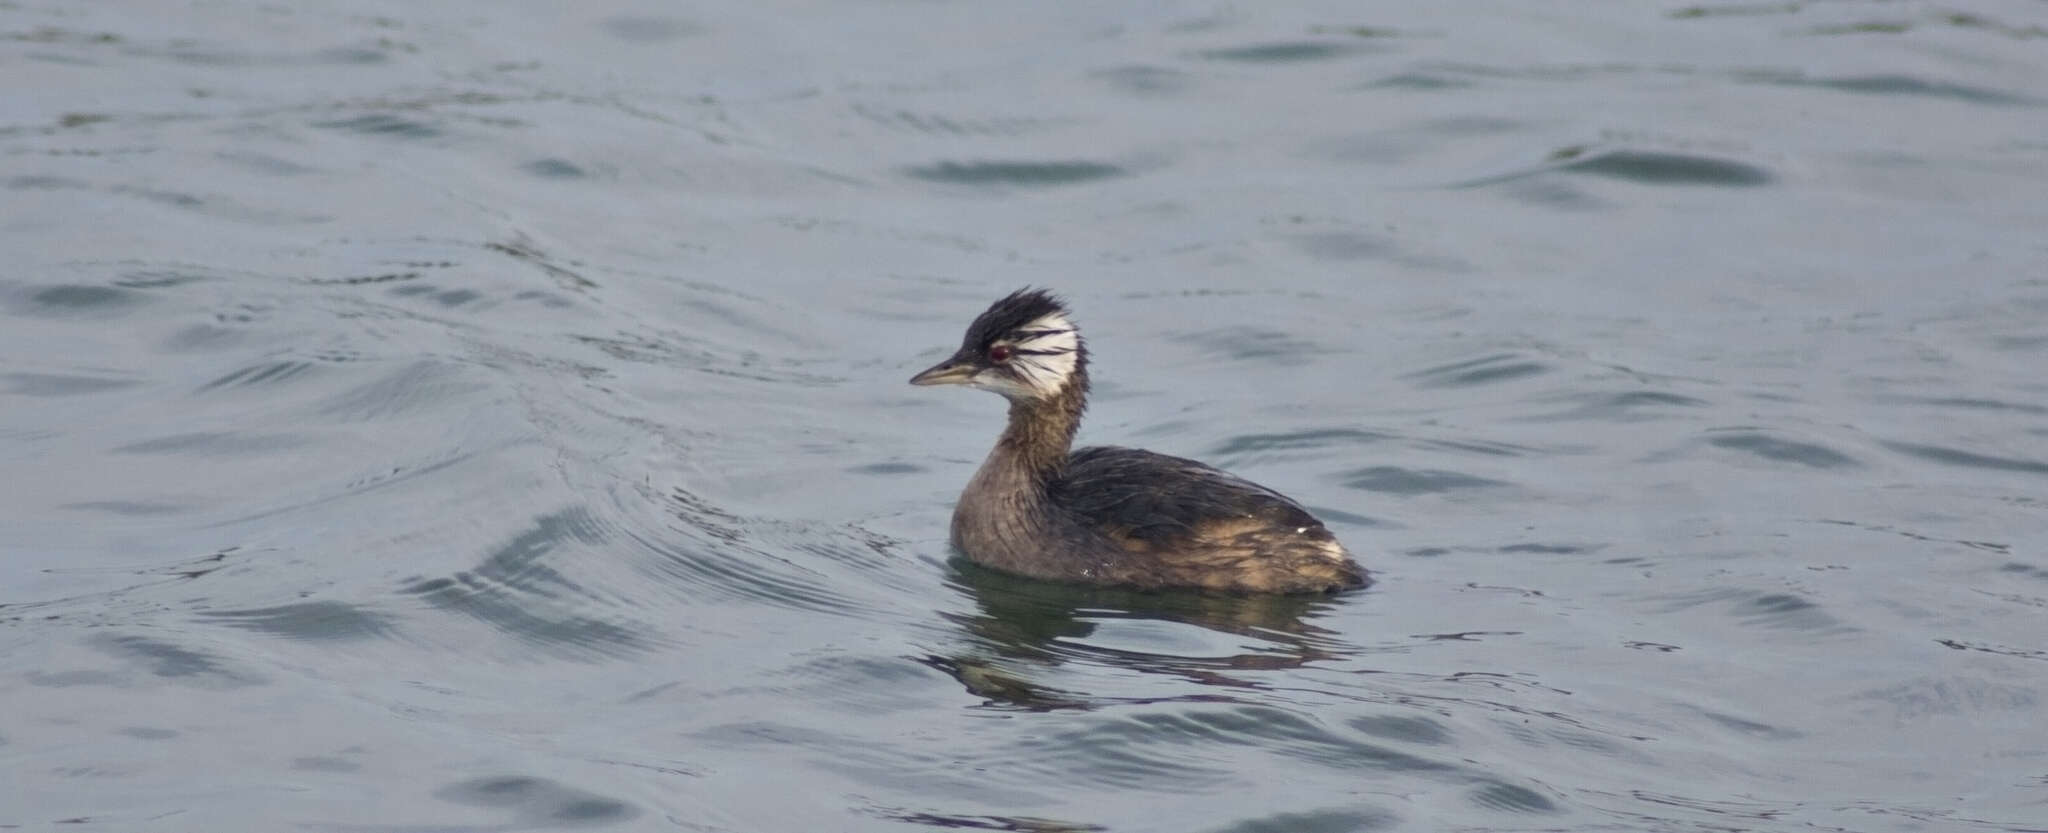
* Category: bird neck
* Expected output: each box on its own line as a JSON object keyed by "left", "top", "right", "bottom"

{"left": 952, "top": 372, "right": 1091, "bottom": 572}
{"left": 993, "top": 375, "right": 1087, "bottom": 483}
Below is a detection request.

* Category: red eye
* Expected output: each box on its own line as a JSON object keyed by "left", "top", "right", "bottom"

{"left": 988, "top": 344, "right": 1013, "bottom": 363}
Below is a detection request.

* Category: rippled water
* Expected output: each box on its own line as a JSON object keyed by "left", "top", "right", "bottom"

{"left": 6, "top": 1, "right": 2047, "bottom": 830}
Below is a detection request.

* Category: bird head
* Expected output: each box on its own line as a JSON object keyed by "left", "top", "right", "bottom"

{"left": 910, "top": 288, "right": 1086, "bottom": 403}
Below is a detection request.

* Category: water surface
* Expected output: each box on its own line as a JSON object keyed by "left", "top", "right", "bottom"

{"left": 4, "top": 1, "right": 2047, "bottom": 830}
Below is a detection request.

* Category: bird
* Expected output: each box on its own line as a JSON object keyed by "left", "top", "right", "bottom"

{"left": 909, "top": 288, "right": 1369, "bottom": 594}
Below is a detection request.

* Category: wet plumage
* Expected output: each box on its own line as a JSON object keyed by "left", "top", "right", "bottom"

{"left": 909, "top": 289, "right": 1369, "bottom": 594}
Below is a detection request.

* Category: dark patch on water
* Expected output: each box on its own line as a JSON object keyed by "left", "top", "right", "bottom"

{"left": 1693, "top": 708, "right": 1804, "bottom": 740}
{"left": 905, "top": 160, "right": 1127, "bottom": 187}
{"left": 114, "top": 431, "right": 310, "bottom": 455}
{"left": 117, "top": 186, "right": 204, "bottom": 209}
{"left": 850, "top": 461, "right": 924, "bottom": 475}
{"left": 1809, "top": 519, "right": 2010, "bottom": 554}
{"left": 1177, "top": 326, "right": 1327, "bottom": 363}
{"left": 602, "top": 16, "right": 702, "bottom": 42}
{"left": 1856, "top": 677, "right": 2040, "bottom": 719}
{"left": 292, "top": 755, "right": 363, "bottom": 773}
{"left": 523, "top": 157, "right": 587, "bottom": 178}
{"left": 1734, "top": 593, "right": 1842, "bottom": 631}
{"left": 2000, "top": 562, "right": 2048, "bottom": 579}
{"left": 1881, "top": 395, "right": 2048, "bottom": 415}
{"left": 112, "top": 270, "right": 210, "bottom": 289}
{"left": 93, "top": 634, "right": 260, "bottom": 686}
{"left": 1499, "top": 179, "right": 1609, "bottom": 210}
{"left": 1468, "top": 780, "right": 1557, "bottom": 813}
{"left": 216, "top": 150, "right": 316, "bottom": 176}
{"left": 1802, "top": 21, "right": 1913, "bottom": 36}
{"left": 1499, "top": 543, "right": 1596, "bottom": 554}
{"left": 1991, "top": 334, "right": 2048, "bottom": 351}
{"left": 1422, "top": 115, "right": 1523, "bottom": 136}
{"left": 1940, "top": 12, "right": 2048, "bottom": 38}
{"left": 1413, "top": 630, "right": 1522, "bottom": 642}
{"left": 873, "top": 807, "right": 1107, "bottom": 831}
{"left": 160, "top": 44, "right": 390, "bottom": 67}
{"left": 385, "top": 282, "right": 481, "bottom": 307}
{"left": 486, "top": 237, "right": 597, "bottom": 289}
{"left": 1365, "top": 72, "right": 1474, "bottom": 91}
{"left": 1212, "top": 429, "right": 1392, "bottom": 456}
{"left": 1708, "top": 431, "right": 1859, "bottom": 468}
{"left": 314, "top": 113, "right": 443, "bottom": 139}
{"left": 1309, "top": 25, "right": 1408, "bottom": 39}
{"left": 1405, "top": 353, "right": 1549, "bottom": 388}
{"left": 435, "top": 775, "right": 640, "bottom": 825}
{"left": 1419, "top": 438, "right": 1539, "bottom": 457}
{"left": 1560, "top": 150, "right": 1774, "bottom": 186}
{"left": 1291, "top": 231, "right": 1389, "bottom": 261}
{"left": 1209, "top": 808, "right": 1397, "bottom": 833}
{"left": 1747, "top": 593, "right": 1814, "bottom": 614}
{"left": 304, "top": 271, "right": 422, "bottom": 287}
{"left": 1936, "top": 638, "right": 2048, "bottom": 662}
{"left": 3, "top": 372, "right": 141, "bottom": 396}
{"left": 322, "top": 47, "right": 391, "bottom": 65}
{"left": 1668, "top": 4, "right": 1801, "bottom": 19}
{"left": 430, "top": 509, "right": 606, "bottom": 595}
{"left": 1527, "top": 390, "right": 1708, "bottom": 422}
{"left": 1196, "top": 42, "right": 1358, "bottom": 63}
{"left": 1090, "top": 65, "right": 1193, "bottom": 96}
{"left": 26, "top": 670, "right": 125, "bottom": 688}
{"left": 117, "top": 726, "right": 179, "bottom": 740}
{"left": 1341, "top": 466, "right": 1506, "bottom": 494}
{"left": 1745, "top": 72, "right": 2037, "bottom": 106}
{"left": 855, "top": 105, "right": 1060, "bottom": 137}
{"left": 3, "top": 27, "right": 125, "bottom": 45}
{"left": 1589, "top": 395, "right": 1703, "bottom": 411}
{"left": 1882, "top": 441, "right": 2048, "bottom": 475}
{"left": 1349, "top": 714, "right": 1451, "bottom": 745}
{"left": 198, "top": 601, "right": 395, "bottom": 641}
{"left": 9, "top": 175, "right": 90, "bottom": 191}
{"left": 199, "top": 360, "right": 316, "bottom": 391}
{"left": 432, "top": 288, "right": 481, "bottom": 306}
{"left": 913, "top": 654, "right": 1090, "bottom": 712}
{"left": 13, "top": 284, "right": 143, "bottom": 317}
{"left": 62, "top": 500, "right": 185, "bottom": 516}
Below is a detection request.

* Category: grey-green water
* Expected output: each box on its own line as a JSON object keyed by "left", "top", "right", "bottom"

{"left": 4, "top": 1, "right": 2046, "bottom": 830}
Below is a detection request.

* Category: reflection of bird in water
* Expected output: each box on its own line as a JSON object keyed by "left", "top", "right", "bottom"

{"left": 922, "top": 559, "right": 1356, "bottom": 711}
{"left": 909, "top": 289, "right": 1369, "bottom": 594}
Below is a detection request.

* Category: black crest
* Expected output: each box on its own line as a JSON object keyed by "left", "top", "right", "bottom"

{"left": 962, "top": 288, "right": 1070, "bottom": 350}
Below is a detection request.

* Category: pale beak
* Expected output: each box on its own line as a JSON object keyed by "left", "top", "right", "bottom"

{"left": 909, "top": 356, "right": 977, "bottom": 386}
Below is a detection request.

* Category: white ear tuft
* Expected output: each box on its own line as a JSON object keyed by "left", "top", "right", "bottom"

{"left": 1005, "top": 313, "right": 1079, "bottom": 395}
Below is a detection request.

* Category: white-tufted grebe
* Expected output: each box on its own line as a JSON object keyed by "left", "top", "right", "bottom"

{"left": 910, "top": 289, "right": 1369, "bottom": 594}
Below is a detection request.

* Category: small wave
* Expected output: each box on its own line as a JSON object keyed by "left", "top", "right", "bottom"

{"left": 1403, "top": 353, "right": 1550, "bottom": 388}
{"left": 396, "top": 508, "right": 662, "bottom": 661}
{"left": 434, "top": 774, "right": 641, "bottom": 825}
{"left": 1707, "top": 430, "right": 1861, "bottom": 469}
{"left": 197, "top": 601, "right": 396, "bottom": 642}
